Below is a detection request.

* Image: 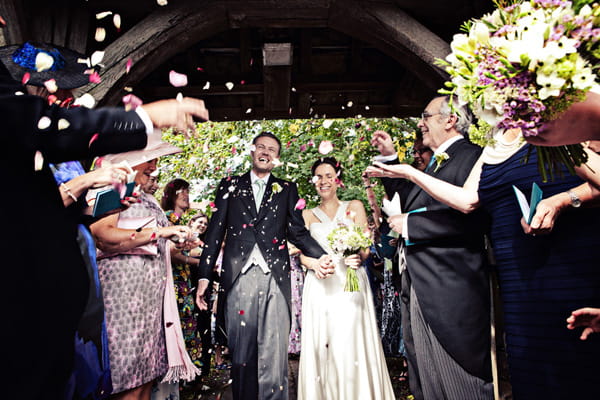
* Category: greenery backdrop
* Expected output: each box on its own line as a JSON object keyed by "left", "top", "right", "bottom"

{"left": 157, "top": 117, "right": 420, "bottom": 215}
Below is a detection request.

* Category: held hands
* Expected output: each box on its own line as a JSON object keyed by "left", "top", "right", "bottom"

{"left": 140, "top": 97, "right": 209, "bottom": 136}
{"left": 196, "top": 279, "right": 210, "bottom": 310}
{"left": 344, "top": 254, "right": 362, "bottom": 270}
{"left": 314, "top": 254, "right": 334, "bottom": 279}
{"left": 566, "top": 307, "right": 600, "bottom": 340}
{"left": 160, "top": 225, "right": 201, "bottom": 249}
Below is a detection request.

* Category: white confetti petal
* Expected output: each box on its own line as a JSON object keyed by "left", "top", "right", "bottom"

{"left": 245, "top": 108, "right": 252, "bottom": 114}
{"left": 95, "top": 27, "right": 106, "bottom": 42}
{"left": 176, "top": 92, "right": 184, "bottom": 102}
{"left": 90, "top": 51, "right": 105, "bottom": 66}
{"left": 73, "top": 93, "right": 96, "bottom": 109}
{"left": 322, "top": 119, "right": 334, "bottom": 129}
{"left": 225, "top": 82, "right": 234, "bottom": 90}
{"left": 57, "top": 118, "right": 70, "bottom": 130}
{"left": 35, "top": 52, "right": 54, "bottom": 72}
{"left": 365, "top": 105, "right": 370, "bottom": 110}
{"left": 34, "top": 151, "right": 44, "bottom": 171}
{"left": 44, "top": 79, "right": 58, "bottom": 93}
{"left": 113, "top": 14, "right": 121, "bottom": 30}
{"left": 37, "top": 116, "right": 51, "bottom": 130}
{"left": 157, "top": 0, "right": 168, "bottom": 5}
{"left": 347, "top": 101, "right": 353, "bottom": 107}
{"left": 203, "top": 81, "right": 210, "bottom": 90}
{"left": 96, "top": 11, "right": 112, "bottom": 19}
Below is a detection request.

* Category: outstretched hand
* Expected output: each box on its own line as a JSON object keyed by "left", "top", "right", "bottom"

{"left": 365, "top": 161, "right": 413, "bottom": 180}
{"left": 370, "top": 130, "right": 396, "bottom": 156}
{"left": 566, "top": 307, "right": 600, "bottom": 340}
{"left": 140, "top": 97, "right": 209, "bottom": 137}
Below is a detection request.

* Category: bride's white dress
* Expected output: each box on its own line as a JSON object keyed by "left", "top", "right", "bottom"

{"left": 298, "top": 202, "right": 395, "bottom": 399}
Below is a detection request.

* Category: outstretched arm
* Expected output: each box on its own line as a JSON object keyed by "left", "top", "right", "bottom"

{"left": 366, "top": 156, "right": 484, "bottom": 214}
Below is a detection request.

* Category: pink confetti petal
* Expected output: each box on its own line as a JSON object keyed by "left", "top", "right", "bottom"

{"left": 21, "top": 72, "right": 30, "bottom": 85}
{"left": 278, "top": 244, "right": 286, "bottom": 250}
{"left": 88, "top": 133, "right": 99, "bottom": 148}
{"left": 126, "top": 59, "right": 133, "bottom": 74}
{"left": 169, "top": 70, "right": 188, "bottom": 87}
{"left": 88, "top": 71, "right": 101, "bottom": 83}
{"left": 294, "top": 198, "right": 306, "bottom": 210}
{"left": 196, "top": 67, "right": 204, "bottom": 72}
{"left": 318, "top": 140, "right": 334, "bottom": 155}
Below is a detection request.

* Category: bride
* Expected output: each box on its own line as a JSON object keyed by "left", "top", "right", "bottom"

{"left": 298, "top": 157, "right": 395, "bottom": 400}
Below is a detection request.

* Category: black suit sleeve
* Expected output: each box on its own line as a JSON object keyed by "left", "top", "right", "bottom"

{"left": 198, "top": 178, "right": 230, "bottom": 281}
{"left": 406, "top": 205, "right": 488, "bottom": 244}
{"left": 285, "top": 182, "right": 326, "bottom": 259}
{"left": 1, "top": 93, "right": 148, "bottom": 164}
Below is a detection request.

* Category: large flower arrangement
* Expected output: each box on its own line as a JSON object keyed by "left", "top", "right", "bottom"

{"left": 438, "top": 0, "right": 599, "bottom": 181}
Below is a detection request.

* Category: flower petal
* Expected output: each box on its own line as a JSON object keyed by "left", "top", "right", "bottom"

{"left": 169, "top": 70, "right": 188, "bottom": 87}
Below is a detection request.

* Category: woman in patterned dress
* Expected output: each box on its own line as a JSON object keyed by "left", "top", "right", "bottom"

{"left": 91, "top": 156, "right": 199, "bottom": 400}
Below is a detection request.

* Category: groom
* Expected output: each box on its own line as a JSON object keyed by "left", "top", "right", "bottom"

{"left": 196, "top": 131, "right": 329, "bottom": 400}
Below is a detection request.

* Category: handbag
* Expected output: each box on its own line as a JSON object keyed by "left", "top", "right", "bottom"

{"left": 97, "top": 216, "right": 158, "bottom": 259}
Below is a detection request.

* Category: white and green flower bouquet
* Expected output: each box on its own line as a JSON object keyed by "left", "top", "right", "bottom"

{"left": 327, "top": 221, "right": 372, "bottom": 292}
{"left": 437, "top": 0, "right": 599, "bottom": 181}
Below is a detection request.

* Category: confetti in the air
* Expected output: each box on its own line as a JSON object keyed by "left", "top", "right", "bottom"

{"left": 95, "top": 11, "right": 112, "bottom": 19}
{"left": 21, "top": 72, "right": 30, "bottom": 85}
{"left": 74, "top": 93, "right": 96, "bottom": 109}
{"left": 95, "top": 27, "right": 106, "bottom": 42}
{"left": 37, "top": 116, "right": 51, "bottom": 130}
{"left": 57, "top": 119, "right": 70, "bottom": 130}
{"left": 35, "top": 53, "right": 54, "bottom": 72}
{"left": 88, "top": 71, "right": 101, "bottom": 84}
{"left": 318, "top": 140, "right": 333, "bottom": 155}
{"left": 126, "top": 59, "right": 133, "bottom": 74}
{"left": 294, "top": 198, "right": 306, "bottom": 210}
{"left": 44, "top": 79, "right": 58, "bottom": 93}
{"left": 113, "top": 14, "right": 121, "bottom": 30}
{"left": 225, "top": 82, "right": 234, "bottom": 90}
{"left": 34, "top": 151, "right": 44, "bottom": 171}
{"left": 169, "top": 70, "right": 188, "bottom": 87}
{"left": 203, "top": 81, "right": 210, "bottom": 90}
{"left": 122, "top": 94, "right": 143, "bottom": 111}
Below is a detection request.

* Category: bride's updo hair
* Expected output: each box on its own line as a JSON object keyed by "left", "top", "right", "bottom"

{"left": 311, "top": 157, "right": 343, "bottom": 181}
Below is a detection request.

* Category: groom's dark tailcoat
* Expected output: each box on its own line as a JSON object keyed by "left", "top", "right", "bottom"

{"left": 385, "top": 139, "right": 492, "bottom": 385}
{"left": 199, "top": 171, "right": 325, "bottom": 310}
{"left": 198, "top": 171, "right": 325, "bottom": 399}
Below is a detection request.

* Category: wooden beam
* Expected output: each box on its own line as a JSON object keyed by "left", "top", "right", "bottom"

{"left": 263, "top": 66, "right": 291, "bottom": 112}
{"left": 329, "top": 0, "right": 450, "bottom": 91}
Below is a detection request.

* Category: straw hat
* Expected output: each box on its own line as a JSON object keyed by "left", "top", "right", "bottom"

{"left": 0, "top": 41, "right": 89, "bottom": 89}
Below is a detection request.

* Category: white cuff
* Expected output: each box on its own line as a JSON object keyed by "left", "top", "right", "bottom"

{"left": 373, "top": 154, "right": 397, "bottom": 163}
{"left": 402, "top": 214, "right": 409, "bottom": 240}
{"left": 135, "top": 107, "right": 154, "bottom": 135}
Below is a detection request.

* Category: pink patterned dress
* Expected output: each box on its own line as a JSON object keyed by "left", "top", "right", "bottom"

{"left": 97, "top": 194, "right": 169, "bottom": 393}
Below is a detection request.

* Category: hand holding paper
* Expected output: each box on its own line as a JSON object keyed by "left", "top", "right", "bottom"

{"left": 513, "top": 183, "right": 543, "bottom": 225}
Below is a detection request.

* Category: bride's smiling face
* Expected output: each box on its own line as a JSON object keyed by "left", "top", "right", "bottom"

{"left": 314, "top": 163, "right": 339, "bottom": 199}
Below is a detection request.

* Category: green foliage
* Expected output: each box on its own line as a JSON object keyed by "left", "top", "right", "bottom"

{"left": 157, "top": 117, "right": 419, "bottom": 212}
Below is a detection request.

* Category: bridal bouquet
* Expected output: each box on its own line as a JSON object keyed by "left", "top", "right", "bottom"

{"left": 437, "top": 0, "right": 599, "bottom": 181}
{"left": 327, "top": 221, "right": 372, "bottom": 292}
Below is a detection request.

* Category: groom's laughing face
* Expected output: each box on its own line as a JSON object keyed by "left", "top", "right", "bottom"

{"left": 251, "top": 136, "right": 280, "bottom": 174}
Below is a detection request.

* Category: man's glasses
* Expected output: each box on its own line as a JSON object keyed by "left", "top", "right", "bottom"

{"left": 412, "top": 148, "right": 431, "bottom": 156}
{"left": 421, "top": 111, "right": 442, "bottom": 120}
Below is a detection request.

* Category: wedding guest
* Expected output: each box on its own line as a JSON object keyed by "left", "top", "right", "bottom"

{"left": 91, "top": 140, "right": 202, "bottom": 400}
{"left": 297, "top": 157, "right": 395, "bottom": 400}
{"left": 195, "top": 131, "right": 329, "bottom": 400}
{"left": 143, "top": 170, "right": 160, "bottom": 195}
{"left": 368, "top": 122, "right": 600, "bottom": 398}
{"left": 161, "top": 178, "right": 204, "bottom": 377}
{"left": 367, "top": 95, "right": 494, "bottom": 400}
{"left": 0, "top": 40, "right": 208, "bottom": 400}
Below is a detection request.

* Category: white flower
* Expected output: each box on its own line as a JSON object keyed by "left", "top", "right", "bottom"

{"left": 571, "top": 66, "right": 595, "bottom": 91}
{"left": 542, "top": 36, "right": 578, "bottom": 61}
{"left": 35, "top": 52, "right": 54, "bottom": 72}
{"left": 537, "top": 73, "right": 566, "bottom": 100}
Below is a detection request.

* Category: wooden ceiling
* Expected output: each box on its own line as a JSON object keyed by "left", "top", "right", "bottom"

{"left": 0, "top": 0, "right": 494, "bottom": 121}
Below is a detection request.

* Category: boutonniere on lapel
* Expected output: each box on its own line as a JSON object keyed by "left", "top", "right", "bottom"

{"left": 269, "top": 182, "right": 283, "bottom": 201}
{"left": 433, "top": 152, "right": 450, "bottom": 172}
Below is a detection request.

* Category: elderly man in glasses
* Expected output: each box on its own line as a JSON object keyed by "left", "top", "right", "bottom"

{"left": 367, "top": 95, "right": 493, "bottom": 400}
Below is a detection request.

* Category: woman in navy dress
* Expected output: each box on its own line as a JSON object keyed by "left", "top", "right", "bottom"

{"left": 368, "top": 129, "right": 600, "bottom": 399}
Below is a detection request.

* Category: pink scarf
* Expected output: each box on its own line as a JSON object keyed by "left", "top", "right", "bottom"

{"left": 161, "top": 243, "right": 201, "bottom": 383}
